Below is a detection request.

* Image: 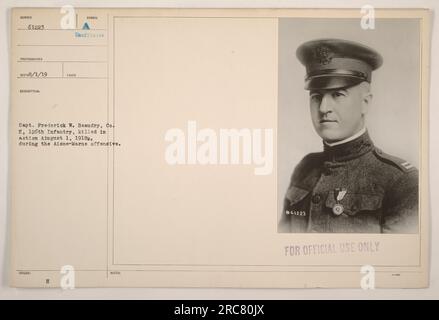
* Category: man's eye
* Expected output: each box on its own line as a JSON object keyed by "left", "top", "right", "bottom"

{"left": 310, "top": 94, "right": 322, "bottom": 101}
{"left": 332, "top": 91, "right": 345, "bottom": 98}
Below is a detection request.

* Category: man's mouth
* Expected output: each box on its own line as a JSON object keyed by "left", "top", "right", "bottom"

{"left": 320, "top": 119, "right": 337, "bottom": 123}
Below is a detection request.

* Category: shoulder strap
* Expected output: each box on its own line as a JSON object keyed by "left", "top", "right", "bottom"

{"left": 373, "top": 147, "right": 416, "bottom": 173}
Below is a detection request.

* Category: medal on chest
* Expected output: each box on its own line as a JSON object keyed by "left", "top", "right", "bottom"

{"left": 332, "top": 188, "right": 347, "bottom": 215}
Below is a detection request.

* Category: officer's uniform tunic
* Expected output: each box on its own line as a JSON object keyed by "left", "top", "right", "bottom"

{"left": 280, "top": 132, "right": 418, "bottom": 233}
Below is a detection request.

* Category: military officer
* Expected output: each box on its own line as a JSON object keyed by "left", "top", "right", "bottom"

{"left": 279, "top": 38, "right": 419, "bottom": 233}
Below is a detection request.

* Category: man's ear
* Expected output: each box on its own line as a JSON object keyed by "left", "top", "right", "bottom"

{"left": 361, "top": 92, "right": 373, "bottom": 115}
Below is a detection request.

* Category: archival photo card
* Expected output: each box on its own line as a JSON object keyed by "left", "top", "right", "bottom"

{"left": 9, "top": 8, "right": 430, "bottom": 288}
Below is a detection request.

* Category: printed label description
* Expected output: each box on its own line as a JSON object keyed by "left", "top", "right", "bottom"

{"left": 16, "top": 122, "right": 120, "bottom": 147}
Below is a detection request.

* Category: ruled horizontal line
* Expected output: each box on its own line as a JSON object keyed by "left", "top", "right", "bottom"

{"left": 17, "top": 28, "right": 107, "bottom": 31}
{"left": 15, "top": 269, "right": 423, "bottom": 273}
{"left": 114, "top": 16, "right": 278, "bottom": 19}
{"left": 17, "top": 77, "right": 108, "bottom": 79}
{"left": 113, "top": 263, "right": 421, "bottom": 267}
{"left": 17, "top": 60, "right": 107, "bottom": 63}
{"left": 17, "top": 44, "right": 107, "bottom": 47}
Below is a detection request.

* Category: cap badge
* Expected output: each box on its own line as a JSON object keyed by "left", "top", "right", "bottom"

{"left": 314, "top": 46, "right": 334, "bottom": 65}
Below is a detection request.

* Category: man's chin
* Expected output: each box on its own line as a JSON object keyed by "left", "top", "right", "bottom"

{"left": 317, "top": 130, "right": 345, "bottom": 143}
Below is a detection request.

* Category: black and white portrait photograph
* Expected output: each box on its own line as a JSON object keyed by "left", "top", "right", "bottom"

{"left": 4, "top": 4, "right": 432, "bottom": 292}
{"left": 277, "top": 18, "right": 421, "bottom": 234}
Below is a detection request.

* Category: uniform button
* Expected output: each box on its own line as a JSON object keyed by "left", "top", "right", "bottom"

{"left": 311, "top": 194, "right": 321, "bottom": 204}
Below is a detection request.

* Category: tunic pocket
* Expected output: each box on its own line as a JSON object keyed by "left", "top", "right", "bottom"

{"left": 325, "top": 192, "right": 383, "bottom": 216}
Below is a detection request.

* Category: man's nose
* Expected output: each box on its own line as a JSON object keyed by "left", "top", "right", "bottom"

{"left": 319, "top": 93, "right": 333, "bottom": 113}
